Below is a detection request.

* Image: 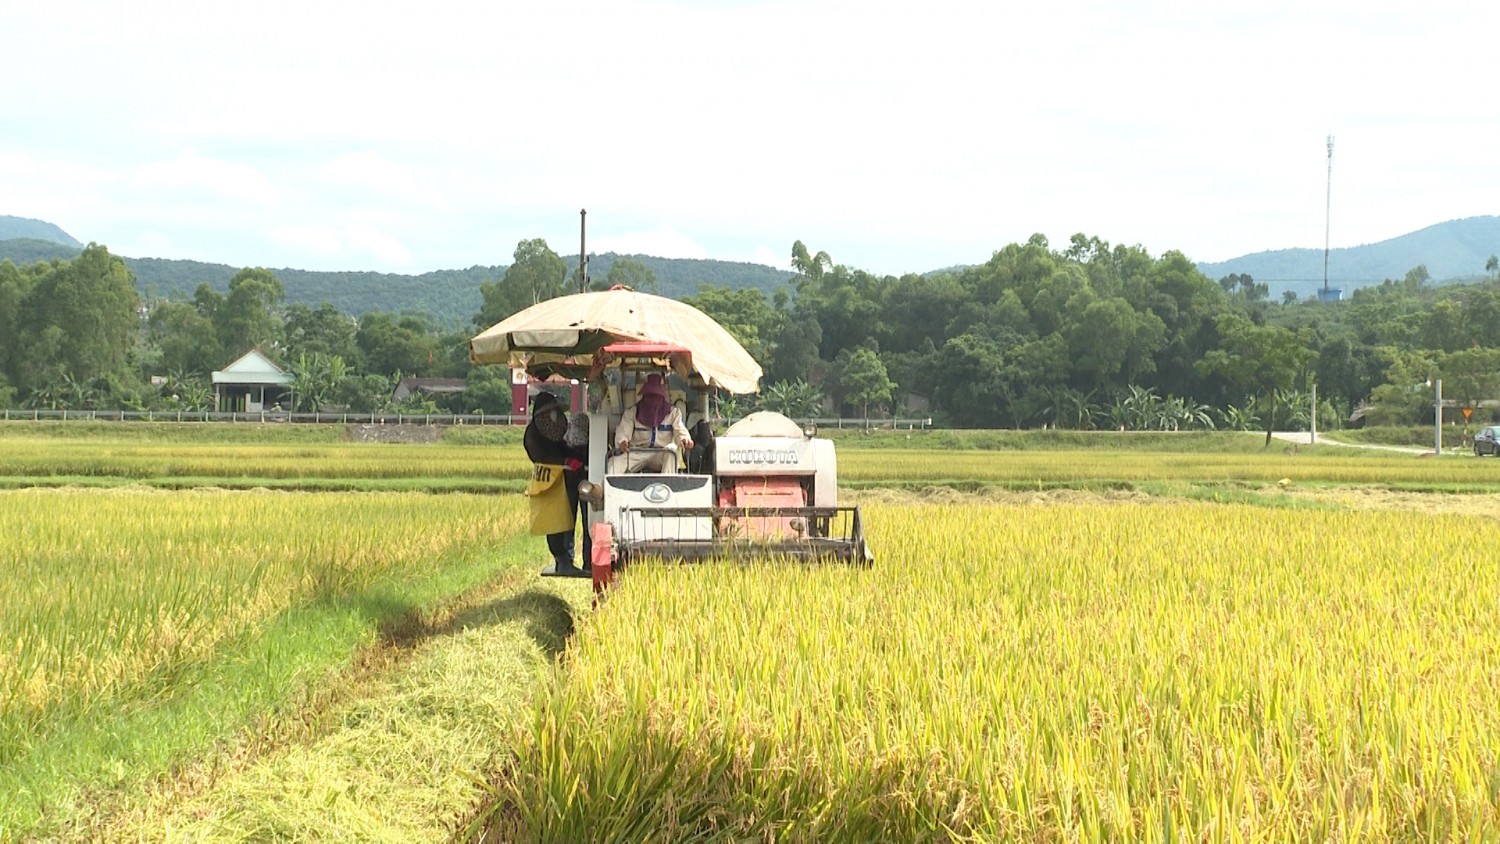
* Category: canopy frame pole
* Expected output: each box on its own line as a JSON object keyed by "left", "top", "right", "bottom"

{"left": 579, "top": 208, "right": 588, "bottom": 294}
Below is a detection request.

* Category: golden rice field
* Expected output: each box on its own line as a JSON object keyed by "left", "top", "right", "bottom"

{"left": 0, "top": 439, "right": 526, "bottom": 483}
{"left": 6, "top": 429, "right": 1500, "bottom": 490}
{"left": 0, "top": 488, "right": 523, "bottom": 768}
{"left": 839, "top": 448, "right": 1500, "bottom": 487}
{"left": 492, "top": 501, "right": 1500, "bottom": 842}
{"left": 6, "top": 427, "right": 1500, "bottom": 840}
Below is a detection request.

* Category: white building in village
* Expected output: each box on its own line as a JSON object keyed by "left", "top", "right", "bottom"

{"left": 211, "top": 349, "right": 294, "bottom": 412}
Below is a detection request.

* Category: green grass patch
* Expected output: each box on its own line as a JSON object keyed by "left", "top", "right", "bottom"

{"left": 819, "top": 428, "right": 1294, "bottom": 451}
{"left": 0, "top": 436, "right": 531, "bottom": 485}
{"left": 0, "top": 420, "right": 527, "bottom": 447}
{"left": 844, "top": 478, "right": 1141, "bottom": 494}
{"left": 439, "top": 425, "right": 526, "bottom": 446}
{"left": 1327, "top": 425, "right": 1469, "bottom": 447}
{"left": 0, "top": 419, "right": 1469, "bottom": 455}
{"left": 9, "top": 426, "right": 1500, "bottom": 493}
{"left": 1134, "top": 480, "right": 1346, "bottom": 509}
{"left": 0, "top": 420, "right": 350, "bottom": 444}
{"left": 0, "top": 475, "right": 524, "bottom": 494}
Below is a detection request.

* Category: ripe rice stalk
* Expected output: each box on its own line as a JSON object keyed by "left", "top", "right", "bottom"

{"left": 0, "top": 488, "right": 524, "bottom": 764}
{"left": 492, "top": 501, "right": 1500, "bottom": 841}
{"left": 0, "top": 438, "right": 531, "bottom": 482}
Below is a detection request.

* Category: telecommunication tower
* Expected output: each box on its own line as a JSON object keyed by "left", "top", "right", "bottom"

{"left": 1323, "top": 136, "right": 1334, "bottom": 297}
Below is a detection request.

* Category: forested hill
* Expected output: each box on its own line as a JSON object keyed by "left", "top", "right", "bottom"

{"left": 124, "top": 259, "right": 506, "bottom": 327}
{"left": 566, "top": 254, "right": 793, "bottom": 301}
{"left": 0, "top": 215, "right": 82, "bottom": 248}
{"left": 0, "top": 238, "right": 794, "bottom": 326}
{"left": 1196, "top": 215, "right": 1500, "bottom": 299}
{"left": 121, "top": 254, "right": 790, "bottom": 326}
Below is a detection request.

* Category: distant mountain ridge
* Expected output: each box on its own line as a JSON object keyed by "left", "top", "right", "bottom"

{"left": 127, "top": 258, "right": 506, "bottom": 327}
{"left": 5, "top": 214, "right": 1496, "bottom": 320}
{"left": 1195, "top": 215, "right": 1500, "bottom": 299}
{"left": 120, "top": 254, "right": 793, "bottom": 326}
{"left": 0, "top": 216, "right": 793, "bottom": 325}
{"left": 0, "top": 215, "right": 82, "bottom": 248}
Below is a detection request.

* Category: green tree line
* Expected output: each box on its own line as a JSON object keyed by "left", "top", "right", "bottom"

{"left": 4, "top": 237, "right": 1499, "bottom": 430}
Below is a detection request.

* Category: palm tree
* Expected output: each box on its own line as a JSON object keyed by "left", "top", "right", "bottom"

{"left": 61, "top": 374, "right": 99, "bottom": 410}
{"left": 1219, "top": 404, "right": 1260, "bottom": 432}
{"left": 1114, "top": 385, "right": 1164, "bottom": 430}
{"left": 1274, "top": 387, "right": 1311, "bottom": 430}
{"left": 759, "top": 379, "right": 824, "bottom": 419}
{"left": 291, "top": 353, "right": 350, "bottom": 412}
{"left": 1060, "top": 388, "right": 1099, "bottom": 430}
{"left": 1161, "top": 395, "right": 1216, "bottom": 431}
{"left": 23, "top": 382, "right": 65, "bottom": 411}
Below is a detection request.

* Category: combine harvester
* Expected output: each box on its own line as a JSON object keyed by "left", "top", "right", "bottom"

{"left": 469, "top": 286, "right": 872, "bottom": 593}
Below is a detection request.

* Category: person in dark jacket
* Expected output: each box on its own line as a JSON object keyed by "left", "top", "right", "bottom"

{"left": 524, "top": 392, "right": 591, "bottom": 574}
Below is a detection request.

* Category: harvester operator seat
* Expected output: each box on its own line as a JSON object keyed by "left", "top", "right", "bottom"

{"left": 608, "top": 446, "right": 680, "bottom": 475}
{"left": 607, "top": 371, "right": 690, "bottom": 475}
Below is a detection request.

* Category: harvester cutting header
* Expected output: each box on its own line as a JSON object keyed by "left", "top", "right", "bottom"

{"left": 469, "top": 285, "right": 872, "bottom": 591}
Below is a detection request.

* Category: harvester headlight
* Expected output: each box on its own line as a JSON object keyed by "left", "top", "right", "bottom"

{"left": 578, "top": 480, "right": 604, "bottom": 507}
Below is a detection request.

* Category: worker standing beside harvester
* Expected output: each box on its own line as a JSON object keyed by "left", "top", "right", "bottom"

{"left": 523, "top": 392, "right": 591, "bottom": 575}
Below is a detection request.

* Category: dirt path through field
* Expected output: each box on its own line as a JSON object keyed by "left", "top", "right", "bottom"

{"left": 1279, "top": 485, "right": 1500, "bottom": 519}
{"left": 1265, "top": 430, "right": 1431, "bottom": 454}
{"left": 96, "top": 564, "right": 591, "bottom": 842}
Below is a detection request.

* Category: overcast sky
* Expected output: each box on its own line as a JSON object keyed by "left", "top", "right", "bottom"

{"left": 3, "top": 1, "right": 1496, "bottom": 277}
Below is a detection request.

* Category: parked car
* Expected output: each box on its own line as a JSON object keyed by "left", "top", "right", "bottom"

{"left": 1475, "top": 425, "right": 1500, "bottom": 456}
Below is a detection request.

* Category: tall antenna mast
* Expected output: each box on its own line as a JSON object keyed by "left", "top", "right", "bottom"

{"left": 1323, "top": 135, "right": 1334, "bottom": 296}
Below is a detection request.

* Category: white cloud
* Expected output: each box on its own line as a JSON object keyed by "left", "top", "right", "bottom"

{"left": 591, "top": 228, "right": 708, "bottom": 260}
{"left": 268, "top": 225, "right": 343, "bottom": 258}
{"left": 266, "top": 218, "right": 414, "bottom": 268}
{"left": 750, "top": 246, "right": 790, "bottom": 271}
{"left": 346, "top": 221, "right": 414, "bottom": 267}
{"left": 128, "top": 151, "right": 278, "bottom": 206}
{"left": 316, "top": 151, "right": 444, "bottom": 208}
{"left": 0, "top": 151, "right": 111, "bottom": 234}
{"left": 4, "top": 1, "right": 1499, "bottom": 276}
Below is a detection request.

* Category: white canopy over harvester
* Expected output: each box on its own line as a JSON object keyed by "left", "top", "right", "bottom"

{"left": 470, "top": 286, "right": 872, "bottom": 592}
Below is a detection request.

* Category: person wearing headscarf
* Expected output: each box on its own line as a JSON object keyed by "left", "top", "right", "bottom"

{"left": 524, "top": 391, "right": 591, "bottom": 573}
{"left": 610, "top": 372, "right": 693, "bottom": 473}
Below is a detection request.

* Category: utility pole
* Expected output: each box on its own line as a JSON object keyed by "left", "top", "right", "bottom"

{"left": 1310, "top": 382, "right": 1317, "bottom": 445}
{"left": 1434, "top": 378, "right": 1443, "bottom": 456}
{"left": 578, "top": 208, "right": 588, "bottom": 294}
{"left": 1323, "top": 135, "right": 1334, "bottom": 297}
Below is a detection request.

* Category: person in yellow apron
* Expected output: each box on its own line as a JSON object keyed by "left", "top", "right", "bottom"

{"left": 524, "top": 392, "right": 590, "bottom": 574}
